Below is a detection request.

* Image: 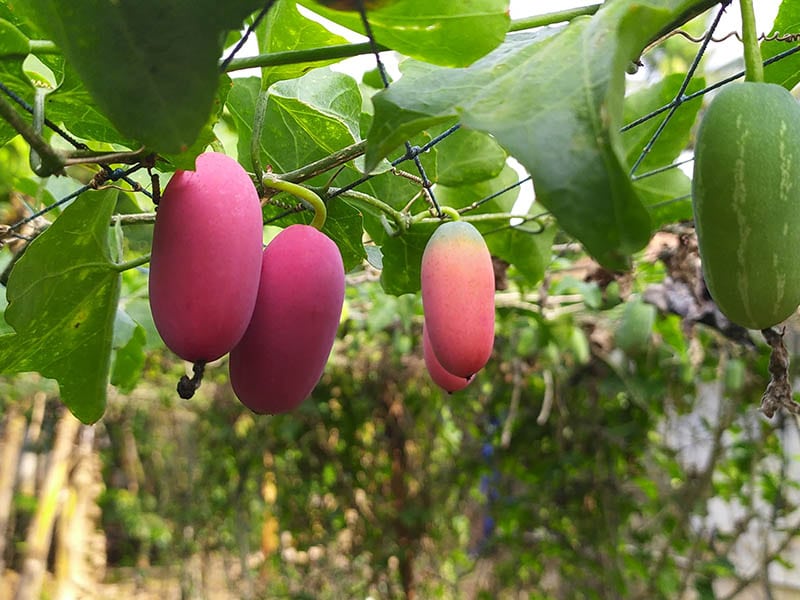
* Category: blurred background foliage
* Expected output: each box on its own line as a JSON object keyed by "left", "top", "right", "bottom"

{"left": 3, "top": 249, "right": 799, "bottom": 599}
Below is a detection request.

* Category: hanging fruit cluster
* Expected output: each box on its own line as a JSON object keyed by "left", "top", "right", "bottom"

{"left": 149, "top": 152, "right": 345, "bottom": 413}
{"left": 147, "top": 152, "right": 498, "bottom": 410}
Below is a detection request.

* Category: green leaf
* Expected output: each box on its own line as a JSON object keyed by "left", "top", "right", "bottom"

{"left": 229, "top": 69, "right": 362, "bottom": 174}
{"left": 298, "top": 0, "right": 510, "bottom": 67}
{"left": 256, "top": 0, "right": 349, "bottom": 89}
{"left": 763, "top": 1, "right": 800, "bottom": 89}
{"left": 434, "top": 163, "right": 519, "bottom": 215}
{"left": 0, "top": 189, "right": 121, "bottom": 423}
{"left": 46, "top": 62, "right": 138, "bottom": 149}
{"left": 622, "top": 73, "right": 704, "bottom": 172}
{"left": 263, "top": 198, "right": 366, "bottom": 271}
{"left": 0, "top": 18, "right": 29, "bottom": 56}
{"left": 20, "top": 0, "right": 263, "bottom": 153}
{"left": 379, "top": 221, "right": 437, "bottom": 295}
{"left": 435, "top": 128, "right": 507, "bottom": 187}
{"left": 229, "top": 69, "right": 368, "bottom": 266}
{"left": 634, "top": 168, "right": 693, "bottom": 228}
{"left": 365, "top": 2, "right": 711, "bottom": 269}
{"left": 0, "top": 16, "right": 34, "bottom": 145}
{"left": 160, "top": 75, "right": 232, "bottom": 171}
{"left": 111, "top": 308, "right": 147, "bottom": 394}
{"left": 486, "top": 224, "right": 554, "bottom": 287}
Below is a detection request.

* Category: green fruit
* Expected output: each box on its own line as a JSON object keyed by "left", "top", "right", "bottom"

{"left": 692, "top": 82, "right": 800, "bottom": 330}
{"left": 615, "top": 298, "right": 656, "bottom": 355}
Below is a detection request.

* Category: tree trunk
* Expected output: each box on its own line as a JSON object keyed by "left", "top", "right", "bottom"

{"left": 14, "top": 409, "right": 80, "bottom": 600}
{"left": 0, "top": 403, "right": 27, "bottom": 573}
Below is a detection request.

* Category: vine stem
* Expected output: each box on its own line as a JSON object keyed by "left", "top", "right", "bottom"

{"left": 739, "top": 0, "right": 764, "bottom": 83}
{"left": 263, "top": 174, "right": 327, "bottom": 230}
{"left": 333, "top": 188, "right": 407, "bottom": 232}
{"left": 508, "top": 4, "right": 601, "bottom": 31}
{"left": 114, "top": 254, "right": 151, "bottom": 272}
{"left": 221, "top": 10, "right": 606, "bottom": 73}
{"left": 280, "top": 141, "right": 367, "bottom": 183}
{"left": 415, "top": 211, "right": 527, "bottom": 226}
{"left": 251, "top": 89, "right": 269, "bottom": 193}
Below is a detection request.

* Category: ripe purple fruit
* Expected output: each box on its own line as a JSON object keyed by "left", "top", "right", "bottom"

{"left": 229, "top": 224, "right": 345, "bottom": 414}
{"left": 423, "top": 323, "right": 473, "bottom": 393}
{"left": 148, "top": 152, "right": 263, "bottom": 362}
{"left": 421, "top": 221, "right": 495, "bottom": 378}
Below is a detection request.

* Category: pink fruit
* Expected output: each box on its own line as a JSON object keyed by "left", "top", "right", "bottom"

{"left": 148, "top": 152, "right": 263, "bottom": 362}
{"left": 423, "top": 323, "right": 473, "bottom": 393}
{"left": 229, "top": 224, "right": 345, "bottom": 414}
{"left": 421, "top": 221, "right": 495, "bottom": 378}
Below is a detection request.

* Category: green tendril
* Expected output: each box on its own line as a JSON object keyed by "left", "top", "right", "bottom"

{"left": 262, "top": 174, "right": 327, "bottom": 230}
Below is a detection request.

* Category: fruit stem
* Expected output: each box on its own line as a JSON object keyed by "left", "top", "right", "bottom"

{"left": 263, "top": 173, "right": 327, "bottom": 230}
{"left": 740, "top": 0, "right": 764, "bottom": 83}
{"left": 437, "top": 206, "right": 461, "bottom": 221}
{"left": 177, "top": 361, "right": 206, "bottom": 400}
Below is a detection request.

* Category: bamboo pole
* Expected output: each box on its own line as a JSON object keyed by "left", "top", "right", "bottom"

{"left": 14, "top": 409, "right": 80, "bottom": 600}
{"left": 0, "top": 404, "right": 27, "bottom": 573}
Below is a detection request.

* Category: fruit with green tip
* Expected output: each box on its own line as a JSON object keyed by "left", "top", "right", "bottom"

{"left": 421, "top": 220, "right": 495, "bottom": 378}
{"left": 423, "top": 323, "right": 473, "bottom": 393}
{"left": 692, "top": 82, "right": 800, "bottom": 330}
{"left": 229, "top": 224, "right": 345, "bottom": 414}
{"left": 148, "top": 151, "right": 263, "bottom": 362}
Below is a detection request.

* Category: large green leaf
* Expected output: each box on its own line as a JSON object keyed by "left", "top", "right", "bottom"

{"left": 365, "top": 0, "right": 716, "bottom": 270}
{"left": 486, "top": 224, "right": 555, "bottom": 287}
{"left": 229, "top": 71, "right": 367, "bottom": 268}
{"left": 634, "top": 168, "right": 693, "bottom": 227}
{"left": 263, "top": 199, "right": 366, "bottom": 271}
{"left": 229, "top": 70, "right": 363, "bottom": 173}
{"left": 0, "top": 189, "right": 121, "bottom": 423}
{"left": 0, "top": 17, "right": 28, "bottom": 56}
{"left": 434, "top": 163, "right": 519, "bottom": 216}
{"left": 0, "top": 13, "right": 135, "bottom": 150}
{"left": 622, "top": 73, "right": 704, "bottom": 172}
{"left": 111, "top": 308, "right": 147, "bottom": 394}
{"left": 19, "top": 0, "right": 263, "bottom": 153}
{"left": 0, "top": 16, "right": 34, "bottom": 145}
{"left": 434, "top": 127, "right": 507, "bottom": 187}
{"left": 379, "top": 221, "right": 436, "bottom": 295}
{"left": 299, "top": 0, "right": 509, "bottom": 67}
{"left": 257, "top": 0, "right": 349, "bottom": 89}
{"left": 621, "top": 73, "right": 701, "bottom": 228}
{"left": 763, "top": 0, "right": 800, "bottom": 89}
{"left": 47, "top": 62, "right": 138, "bottom": 149}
